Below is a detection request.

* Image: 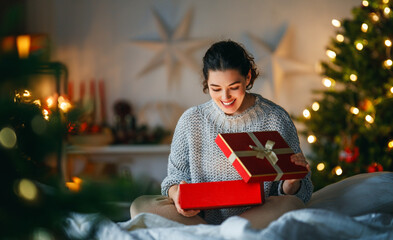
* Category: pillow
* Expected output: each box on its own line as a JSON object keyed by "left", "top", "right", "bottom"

{"left": 306, "top": 172, "right": 393, "bottom": 216}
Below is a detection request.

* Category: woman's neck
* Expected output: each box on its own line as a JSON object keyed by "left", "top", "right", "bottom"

{"left": 230, "top": 92, "right": 256, "bottom": 116}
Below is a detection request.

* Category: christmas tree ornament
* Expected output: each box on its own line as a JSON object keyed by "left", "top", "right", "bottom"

{"left": 367, "top": 162, "right": 384, "bottom": 172}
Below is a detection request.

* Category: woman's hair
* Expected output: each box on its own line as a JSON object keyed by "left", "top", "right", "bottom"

{"left": 202, "top": 40, "right": 259, "bottom": 93}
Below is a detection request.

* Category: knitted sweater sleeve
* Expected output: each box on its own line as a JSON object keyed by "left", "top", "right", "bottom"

{"left": 161, "top": 110, "right": 192, "bottom": 196}
{"left": 266, "top": 107, "right": 313, "bottom": 203}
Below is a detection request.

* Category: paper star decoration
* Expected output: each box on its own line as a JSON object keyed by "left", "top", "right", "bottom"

{"left": 249, "top": 28, "right": 314, "bottom": 100}
{"left": 132, "top": 8, "right": 211, "bottom": 88}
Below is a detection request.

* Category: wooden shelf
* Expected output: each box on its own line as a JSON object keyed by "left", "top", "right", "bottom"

{"left": 66, "top": 144, "right": 171, "bottom": 156}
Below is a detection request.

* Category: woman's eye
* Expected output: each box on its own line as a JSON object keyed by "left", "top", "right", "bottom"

{"left": 211, "top": 89, "right": 220, "bottom": 92}
{"left": 231, "top": 87, "right": 239, "bottom": 90}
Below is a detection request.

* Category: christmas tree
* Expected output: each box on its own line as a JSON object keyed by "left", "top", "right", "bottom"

{"left": 0, "top": 3, "right": 159, "bottom": 239}
{"left": 298, "top": 0, "right": 393, "bottom": 190}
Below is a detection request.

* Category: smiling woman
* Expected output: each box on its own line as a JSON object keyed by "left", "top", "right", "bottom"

{"left": 130, "top": 40, "right": 313, "bottom": 229}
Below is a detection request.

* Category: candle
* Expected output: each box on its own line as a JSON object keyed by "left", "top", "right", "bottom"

{"left": 99, "top": 80, "right": 106, "bottom": 124}
{"left": 68, "top": 81, "right": 74, "bottom": 102}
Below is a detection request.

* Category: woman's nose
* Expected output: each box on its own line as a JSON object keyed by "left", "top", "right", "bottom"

{"left": 222, "top": 90, "right": 231, "bottom": 100}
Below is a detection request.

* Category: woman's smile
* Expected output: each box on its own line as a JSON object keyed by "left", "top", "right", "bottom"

{"left": 221, "top": 99, "right": 236, "bottom": 106}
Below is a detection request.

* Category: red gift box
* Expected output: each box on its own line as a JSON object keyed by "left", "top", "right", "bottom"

{"left": 215, "top": 131, "right": 308, "bottom": 183}
{"left": 179, "top": 180, "right": 264, "bottom": 210}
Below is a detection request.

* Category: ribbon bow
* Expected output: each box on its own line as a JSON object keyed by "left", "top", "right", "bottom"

{"left": 249, "top": 140, "right": 279, "bottom": 165}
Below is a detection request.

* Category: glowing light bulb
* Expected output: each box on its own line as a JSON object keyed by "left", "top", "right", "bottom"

{"left": 361, "top": 23, "right": 368, "bottom": 32}
{"left": 334, "top": 166, "right": 343, "bottom": 176}
{"left": 349, "top": 74, "right": 357, "bottom": 81}
{"left": 326, "top": 50, "right": 336, "bottom": 59}
{"left": 322, "top": 77, "right": 335, "bottom": 88}
{"left": 362, "top": 0, "right": 369, "bottom": 7}
{"left": 307, "top": 135, "right": 317, "bottom": 143}
{"left": 356, "top": 42, "right": 364, "bottom": 51}
{"left": 370, "top": 12, "right": 379, "bottom": 22}
{"left": 331, "top": 19, "right": 341, "bottom": 27}
{"left": 303, "top": 109, "right": 311, "bottom": 119}
{"left": 350, "top": 107, "right": 360, "bottom": 115}
{"left": 365, "top": 115, "right": 374, "bottom": 123}
{"left": 336, "top": 34, "right": 344, "bottom": 42}
{"left": 384, "top": 7, "right": 391, "bottom": 16}
{"left": 312, "top": 102, "right": 320, "bottom": 111}
{"left": 384, "top": 59, "right": 393, "bottom": 68}
{"left": 317, "top": 163, "right": 325, "bottom": 171}
{"left": 388, "top": 140, "right": 393, "bottom": 149}
{"left": 385, "top": 39, "right": 392, "bottom": 47}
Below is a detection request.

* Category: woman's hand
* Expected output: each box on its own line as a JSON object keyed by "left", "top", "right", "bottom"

{"left": 282, "top": 153, "right": 310, "bottom": 195}
{"left": 168, "top": 181, "right": 201, "bottom": 217}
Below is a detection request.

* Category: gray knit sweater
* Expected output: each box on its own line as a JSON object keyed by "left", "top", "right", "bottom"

{"left": 161, "top": 93, "right": 313, "bottom": 224}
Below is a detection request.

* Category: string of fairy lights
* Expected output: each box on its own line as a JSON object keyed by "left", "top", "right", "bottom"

{"left": 302, "top": 0, "right": 393, "bottom": 176}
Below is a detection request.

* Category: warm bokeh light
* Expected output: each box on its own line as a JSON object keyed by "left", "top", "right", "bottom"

{"left": 365, "top": 114, "right": 374, "bottom": 123}
{"left": 349, "top": 74, "right": 358, "bottom": 81}
{"left": 384, "top": 7, "right": 391, "bottom": 16}
{"left": 331, "top": 19, "right": 341, "bottom": 27}
{"left": 322, "top": 77, "right": 335, "bottom": 88}
{"left": 336, "top": 34, "right": 345, "bottom": 42}
{"left": 17, "top": 179, "right": 38, "bottom": 201}
{"left": 356, "top": 42, "right": 364, "bottom": 50}
{"left": 362, "top": 0, "right": 369, "bottom": 7}
{"left": 58, "top": 96, "right": 72, "bottom": 112}
{"left": 0, "top": 127, "right": 17, "bottom": 149}
{"left": 46, "top": 97, "right": 54, "bottom": 108}
{"left": 383, "top": 0, "right": 389, "bottom": 4}
{"left": 42, "top": 109, "right": 49, "bottom": 121}
{"left": 303, "top": 109, "right": 311, "bottom": 119}
{"left": 312, "top": 102, "right": 320, "bottom": 111}
{"left": 361, "top": 23, "right": 368, "bottom": 32}
{"left": 33, "top": 99, "right": 41, "bottom": 106}
{"left": 334, "top": 166, "right": 343, "bottom": 176}
{"left": 307, "top": 135, "right": 317, "bottom": 143}
{"left": 23, "top": 90, "right": 31, "bottom": 97}
{"left": 385, "top": 39, "right": 392, "bottom": 47}
{"left": 350, "top": 107, "right": 360, "bottom": 115}
{"left": 66, "top": 176, "right": 83, "bottom": 192}
{"left": 16, "top": 35, "right": 31, "bottom": 58}
{"left": 370, "top": 12, "right": 379, "bottom": 22}
{"left": 317, "top": 163, "right": 325, "bottom": 171}
{"left": 326, "top": 49, "right": 336, "bottom": 59}
{"left": 390, "top": 87, "right": 393, "bottom": 94}
{"left": 388, "top": 140, "right": 393, "bottom": 149}
{"left": 384, "top": 59, "right": 393, "bottom": 68}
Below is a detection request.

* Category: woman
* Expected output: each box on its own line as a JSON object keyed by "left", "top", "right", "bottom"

{"left": 131, "top": 40, "right": 313, "bottom": 229}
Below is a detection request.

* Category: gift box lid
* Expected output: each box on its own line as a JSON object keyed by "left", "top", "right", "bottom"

{"left": 215, "top": 131, "right": 308, "bottom": 183}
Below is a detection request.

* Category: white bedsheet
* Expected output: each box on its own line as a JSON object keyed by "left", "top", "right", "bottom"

{"left": 65, "top": 209, "right": 393, "bottom": 240}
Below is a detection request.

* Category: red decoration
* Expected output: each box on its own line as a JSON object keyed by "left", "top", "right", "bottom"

{"left": 215, "top": 131, "right": 308, "bottom": 183}
{"left": 179, "top": 180, "right": 263, "bottom": 210}
{"left": 367, "top": 162, "right": 383, "bottom": 173}
{"left": 339, "top": 147, "right": 359, "bottom": 163}
{"left": 359, "top": 99, "right": 373, "bottom": 112}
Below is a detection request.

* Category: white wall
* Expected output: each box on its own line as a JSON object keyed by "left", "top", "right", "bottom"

{"left": 26, "top": 0, "right": 359, "bottom": 132}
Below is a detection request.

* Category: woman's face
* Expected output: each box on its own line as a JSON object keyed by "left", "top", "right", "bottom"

{"left": 208, "top": 69, "right": 251, "bottom": 115}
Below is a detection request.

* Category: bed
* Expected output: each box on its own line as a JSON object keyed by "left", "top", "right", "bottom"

{"left": 65, "top": 172, "right": 393, "bottom": 239}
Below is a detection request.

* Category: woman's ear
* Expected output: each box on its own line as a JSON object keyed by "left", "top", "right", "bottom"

{"left": 246, "top": 70, "right": 252, "bottom": 86}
